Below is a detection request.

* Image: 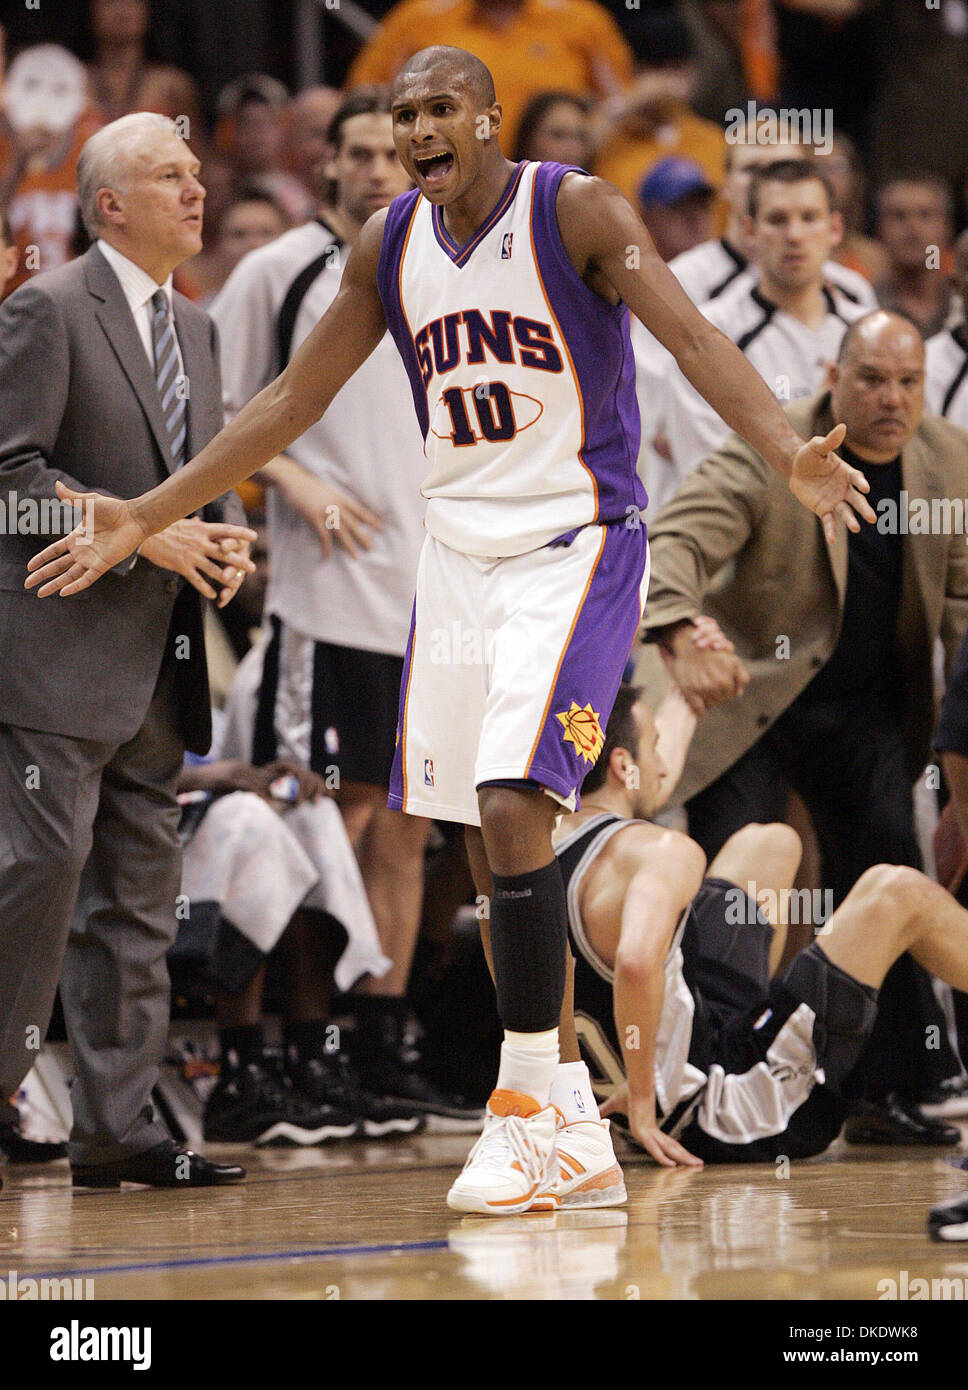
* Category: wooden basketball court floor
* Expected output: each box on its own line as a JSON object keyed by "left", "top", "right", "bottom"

{"left": 2, "top": 1126, "right": 967, "bottom": 1300}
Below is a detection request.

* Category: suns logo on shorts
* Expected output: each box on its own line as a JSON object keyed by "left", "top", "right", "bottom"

{"left": 556, "top": 701, "right": 605, "bottom": 765}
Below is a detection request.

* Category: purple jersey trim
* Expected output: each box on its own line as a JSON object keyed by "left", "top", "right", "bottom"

{"left": 377, "top": 189, "right": 430, "bottom": 439}
{"left": 529, "top": 162, "right": 647, "bottom": 527}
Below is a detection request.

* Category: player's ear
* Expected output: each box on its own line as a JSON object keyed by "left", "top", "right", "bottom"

{"left": 828, "top": 209, "right": 844, "bottom": 252}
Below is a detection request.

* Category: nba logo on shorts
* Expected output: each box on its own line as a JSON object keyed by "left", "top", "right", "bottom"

{"left": 501, "top": 232, "right": 513, "bottom": 260}
{"left": 424, "top": 759, "right": 435, "bottom": 787}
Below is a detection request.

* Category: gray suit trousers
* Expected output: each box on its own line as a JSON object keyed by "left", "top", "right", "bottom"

{"left": 0, "top": 658, "right": 183, "bottom": 1165}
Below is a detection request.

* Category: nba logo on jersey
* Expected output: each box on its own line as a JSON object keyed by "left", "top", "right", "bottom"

{"left": 573, "top": 1090, "right": 586, "bottom": 1115}
{"left": 500, "top": 231, "right": 513, "bottom": 260}
{"left": 424, "top": 759, "right": 435, "bottom": 787}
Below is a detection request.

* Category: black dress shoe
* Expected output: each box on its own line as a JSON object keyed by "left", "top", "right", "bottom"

{"left": 71, "top": 1139, "right": 245, "bottom": 1189}
{"left": 928, "top": 1189, "right": 968, "bottom": 1241}
{"left": 844, "top": 1093, "right": 960, "bottom": 1147}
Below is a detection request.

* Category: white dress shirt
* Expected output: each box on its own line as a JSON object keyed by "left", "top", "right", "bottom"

{"left": 96, "top": 238, "right": 184, "bottom": 375}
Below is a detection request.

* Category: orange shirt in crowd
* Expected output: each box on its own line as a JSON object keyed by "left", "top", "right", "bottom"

{"left": 346, "top": 0, "right": 633, "bottom": 152}
{"left": 0, "top": 109, "right": 102, "bottom": 295}
{"left": 594, "top": 104, "right": 726, "bottom": 216}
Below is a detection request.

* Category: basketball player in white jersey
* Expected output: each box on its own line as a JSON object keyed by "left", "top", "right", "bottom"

{"left": 29, "top": 46, "right": 877, "bottom": 1216}
{"left": 210, "top": 89, "right": 478, "bottom": 1133}
{"left": 557, "top": 684, "right": 968, "bottom": 1171}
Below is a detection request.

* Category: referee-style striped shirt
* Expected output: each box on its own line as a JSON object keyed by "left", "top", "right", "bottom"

{"left": 658, "top": 276, "right": 868, "bottom": 484}
{"left": 926, "top": 323, "right": 968, "bottom": 432}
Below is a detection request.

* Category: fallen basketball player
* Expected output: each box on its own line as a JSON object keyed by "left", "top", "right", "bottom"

{"left": 552, "top": 682, "right": 968, "bottom": 1168}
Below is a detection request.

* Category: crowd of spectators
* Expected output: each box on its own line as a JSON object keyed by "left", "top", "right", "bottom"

{"left": 4, "top": 0, "right": 968, "bottom": 1157}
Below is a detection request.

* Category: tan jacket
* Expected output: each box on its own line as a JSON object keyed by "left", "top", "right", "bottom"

{"left": 642, "top": 391, "right": 968, "bottom": 804}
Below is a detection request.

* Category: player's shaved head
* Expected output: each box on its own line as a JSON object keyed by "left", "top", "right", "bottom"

{"left": 391, "top": 46, "right": 496, "bottom": 110}
{"left": 836, "top": 310, "right": 923, "bottom": 367}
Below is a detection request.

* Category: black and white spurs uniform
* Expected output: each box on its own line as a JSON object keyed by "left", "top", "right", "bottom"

{"left": 555, "top": 812, "right": 880, "bottom": 1162}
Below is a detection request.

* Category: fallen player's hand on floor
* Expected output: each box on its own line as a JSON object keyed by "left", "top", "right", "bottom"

{"left": 601, "top": 1083, "right": 703, "bottom": 1168}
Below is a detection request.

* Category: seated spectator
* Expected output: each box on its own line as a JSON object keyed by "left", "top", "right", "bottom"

{"left": 190, "top": 186, "right": 290, "bottom": 307}
{"left": 513, "top": 91, "right": 593, "bottom": 169}
{"left": 814, "top": 131, "right": 889, "bottom": 287}
{"left": 642, "top": 310, "right": 968, "bottom": 1142}
{"left": 215, "top": 74, "right": 313, "bottom": 225}
{"left": 174, "top": 752, "right": 394, "bottom": 1143}
{"left": 925, "top": 228, "right": 968, "bottom": 433}
{"left": 637, "top": 156, "right": 716, "bottom": 264}
{"left": 0, "top": 212, "right": 19, "bottom": 299}
{"left": 345, "top": 0, "right": 633, "bottom": 153}
{"left": 875, "top": 174, "right": 955, "bottom": 339}
{"left": 285, "top": 86, "right": 342, "bottom": 204}
{"left": 594, "top": 12, "right": 725, "bottom": 221}
{"left": 0, "top": 44, "right": 101, "bottom": 294}
{"left": 83, "top": 0, "right": 202, "bottom": 135}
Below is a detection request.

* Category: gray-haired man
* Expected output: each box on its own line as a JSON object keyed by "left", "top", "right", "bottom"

{"left": 0, "top": 113, "right": 254, "bottom": 1188}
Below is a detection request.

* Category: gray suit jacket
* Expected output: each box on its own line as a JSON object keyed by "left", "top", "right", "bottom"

{"left": 0, "top": 244, "right": 245, "bottom": 753}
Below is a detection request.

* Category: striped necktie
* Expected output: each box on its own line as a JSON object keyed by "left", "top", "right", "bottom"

{"left": 150, "top": 289, "right": 187, "bottom": 468}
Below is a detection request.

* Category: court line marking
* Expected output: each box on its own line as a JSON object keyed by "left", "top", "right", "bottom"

{"left": 21, "top": 1238, "right": 450, "bottom": 1281}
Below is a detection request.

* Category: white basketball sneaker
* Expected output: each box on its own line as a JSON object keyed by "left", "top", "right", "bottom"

{"left": 446, "top": 1089, "right": 559, "bottom": 1216}
{"left": 551, "top": 1112, "right": 627, "bottom": 1209}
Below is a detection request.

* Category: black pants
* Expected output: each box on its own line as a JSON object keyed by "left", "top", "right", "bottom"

{"left": 686, "top": 694, "right": 959, "bottom": 1099}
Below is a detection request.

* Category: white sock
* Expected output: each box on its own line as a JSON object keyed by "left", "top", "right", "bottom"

{"left": 550, "top": 1061, "right": 600, "bottom": 1123}
{"left": 496, "top": 1028, "right": 559, "bottom": 1107}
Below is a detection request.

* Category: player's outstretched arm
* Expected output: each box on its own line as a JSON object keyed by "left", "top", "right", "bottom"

{"left": 599, "top": 827, "right": 706, "bottom": 1167}
{"left": 25, "top": 212, "right": 391, "bottom": 597}
{"left": 555, "top": 175, "right": 876, "bottom": 543}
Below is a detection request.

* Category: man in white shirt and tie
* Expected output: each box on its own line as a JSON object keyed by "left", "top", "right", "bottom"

{"left": 0, "top": 113, "right": 254, "bottom": 1190}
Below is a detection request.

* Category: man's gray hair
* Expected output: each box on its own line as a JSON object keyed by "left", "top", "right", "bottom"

{"left": 77, "top": 113, "right": 179, "bottom": 238}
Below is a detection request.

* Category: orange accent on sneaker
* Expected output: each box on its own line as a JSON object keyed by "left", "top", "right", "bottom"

{"left": 557, "top": 1149, "right": 587, "bottom": 1178}
{"left": 488, "top": 1089, "right": 542, "bottom": 1119}
{"left": 568, "top": 1164, "right": 623, "bottom": 1193}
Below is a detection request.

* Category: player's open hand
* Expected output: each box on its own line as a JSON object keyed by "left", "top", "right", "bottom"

{"left": 601, "top": 1084, "right": 703, "bottom": 1168}
{"left": 788, "top": 422, "right": 875, "bottom": 544}
{"left": 24, "top": 482, "right": 148, "bottom": 597}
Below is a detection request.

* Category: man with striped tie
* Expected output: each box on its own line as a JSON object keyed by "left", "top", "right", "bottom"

{"left": 0, "top": 113, "right": 255, "bottom": 1190}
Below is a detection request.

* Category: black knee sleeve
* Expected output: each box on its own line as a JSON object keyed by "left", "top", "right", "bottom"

{"left": 489, "top": 860, "right": 568, "bottom": 1033}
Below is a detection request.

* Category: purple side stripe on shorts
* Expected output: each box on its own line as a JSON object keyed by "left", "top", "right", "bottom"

{"left": 525, "top": 522, "right": 648, "bottom": 804}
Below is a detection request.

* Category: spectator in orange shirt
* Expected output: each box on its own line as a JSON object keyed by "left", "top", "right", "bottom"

{"left": 593, "top": 12, "right": 725, "bottom": 218}
{"left": 83, "top": 0, "right": 203, "bottom": 137}
{"left": 0, "top": 213, "right": 19, "bottom": 300}
{"left": 0, "top": 45, "right": 102, "bottom": 295}
{"left": 345, "top": 0, "right": 632, "bottom": 153}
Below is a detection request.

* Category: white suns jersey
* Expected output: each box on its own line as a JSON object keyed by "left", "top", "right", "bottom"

{"left": 377, "top": 161, "right": 646, "bottom": 559}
